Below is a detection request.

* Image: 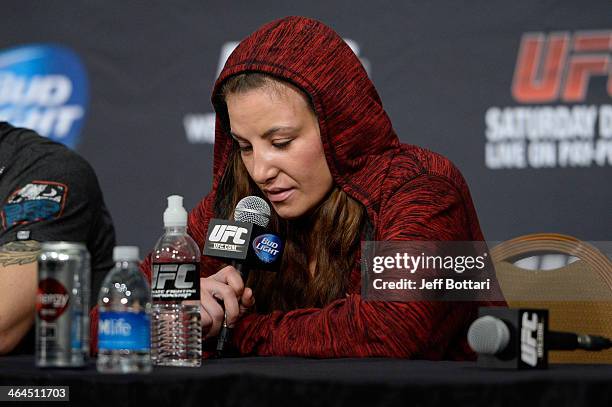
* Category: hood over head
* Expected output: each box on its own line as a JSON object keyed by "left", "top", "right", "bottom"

{"left": 211, "top": 16, "right": 401, "bottom": 223}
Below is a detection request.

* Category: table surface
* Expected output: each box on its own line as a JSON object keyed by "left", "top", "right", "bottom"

{"left": 1, "top": 355, "right": 611, "bottom": 407}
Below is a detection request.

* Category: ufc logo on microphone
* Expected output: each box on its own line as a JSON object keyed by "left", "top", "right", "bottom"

{"left": 152, "top": 264, "right": 195, "bottom": 289}
{"left": 512, "top": 30, "right": 612, "bottom": 103}
{"left": 520, "top": 312, "right": 539, "bottom": 367}
{"left": 208, "top": 224, "right": 248, "bottom": 244}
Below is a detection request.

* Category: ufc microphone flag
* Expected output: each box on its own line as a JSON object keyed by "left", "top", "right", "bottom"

{"left": 203, "top": 219, "right": 284, "bottom": 271}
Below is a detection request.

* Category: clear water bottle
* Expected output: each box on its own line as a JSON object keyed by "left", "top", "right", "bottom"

{"left": 151, "top": 195, "right": 202, "bottom": 367}
{"left": 97, "top": 246, "right": 152, "bottom": 373}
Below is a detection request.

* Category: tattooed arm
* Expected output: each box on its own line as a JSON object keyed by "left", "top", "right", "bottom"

{"left": 0, "top": 241, "right": 39, "bottom": 355}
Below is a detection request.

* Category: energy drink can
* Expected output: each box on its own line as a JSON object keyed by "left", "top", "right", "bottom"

{"left": 36, "top": 242, "right": 90, "bottom": 367}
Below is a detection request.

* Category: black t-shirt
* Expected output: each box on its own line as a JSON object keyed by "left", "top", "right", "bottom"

{"left": 0, "top": 122, "right": 116, "bottom": 351}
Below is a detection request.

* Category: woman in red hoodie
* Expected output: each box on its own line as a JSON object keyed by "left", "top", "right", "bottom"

{"left": 95, "top": 16, "right": 494, "bottom": 359}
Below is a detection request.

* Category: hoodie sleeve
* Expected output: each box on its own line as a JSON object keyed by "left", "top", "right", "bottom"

{"left": 231, "top": 175, "right": 482, "bottom": 358}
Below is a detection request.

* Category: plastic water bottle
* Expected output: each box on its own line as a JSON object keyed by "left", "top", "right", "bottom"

{"left": 97, "top": 246, "right": 152, "bottom": 373}
{"left": 151, "top": 195, "right": 202, "bottom": 367}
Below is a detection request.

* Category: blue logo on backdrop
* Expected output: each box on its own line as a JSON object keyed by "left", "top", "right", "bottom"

{"left": 0, "top": 44, "right": 88, "bottom": 149}
{"left": 252, "top": 234, "right": 282, "bottom": 264}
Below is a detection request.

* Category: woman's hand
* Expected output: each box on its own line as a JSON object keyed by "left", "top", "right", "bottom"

{"left": 199, "top": 265, "right": 256, "bottom": 338}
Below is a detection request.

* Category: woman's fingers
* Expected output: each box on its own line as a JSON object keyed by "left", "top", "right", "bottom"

{"left": 200, "top": 303, "right": 213, "bottom": 333}
{"left": 211, "top": 265, "right": 244, "bottom": 297}
{"left": 201, "top": 277, "right": 241, "bottom": 328}
{"left": 199, "top": 268, "right": 256, "bottom": 338}
{"left": 238, "top": 287, "right": 255, "bottom": 317}
{"left": 200, "top": 291, "right": 224, "bottom": 338}
{"left": 241, "top": 287, "right": 255, "bottom": 307}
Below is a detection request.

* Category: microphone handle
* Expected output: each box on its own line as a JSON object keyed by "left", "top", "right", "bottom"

{"left": 216, "top": 261, "right": 249, "bottom": 356}
{"left": 547, "top": 331, "right": 579, "bottom": 350}
{"left": 548, "top": 331, "right": 612, "bottom": 351}
{"left": 577, "top": 334, "right": 612, "bottom": 351}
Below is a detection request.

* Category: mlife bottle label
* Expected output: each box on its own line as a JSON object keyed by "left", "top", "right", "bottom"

{"left": 151, "top": 263, "right": 200, "bottom": 301}
{"left": 98, "top": 311, "right": 151, "bottom": 351}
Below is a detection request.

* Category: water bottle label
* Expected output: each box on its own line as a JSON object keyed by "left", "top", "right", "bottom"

{"left": 151, "top": 262, "right": 200, "bottom": 301}
{"left": 98, "top": 311, "right": 151, "bottom": 351}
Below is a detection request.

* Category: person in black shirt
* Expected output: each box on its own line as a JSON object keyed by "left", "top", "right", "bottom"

{"left": 0, "top": 122, "right": 115, "bottom": 354}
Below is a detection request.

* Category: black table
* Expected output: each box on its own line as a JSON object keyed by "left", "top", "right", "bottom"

{"left": 1, "top": 355, "right": 611, "bottom": 407}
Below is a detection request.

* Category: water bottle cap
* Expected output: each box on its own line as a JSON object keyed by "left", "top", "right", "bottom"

{"left": 113, "top": 246, "right": 140, "bottom": 261}
{"left": 163, "top": 195, "right": 188, "bottom": 227}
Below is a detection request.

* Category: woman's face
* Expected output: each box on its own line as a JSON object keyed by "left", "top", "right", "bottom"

{"left": 226, "top": 83, "right": 333, "bottom": 220}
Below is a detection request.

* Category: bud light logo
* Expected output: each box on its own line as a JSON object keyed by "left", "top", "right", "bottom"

{"left": 0, "top": 44, "right": 88, "bottom": 148}
{"left": 252, "top": 234, "right": 282, "bottom": 264}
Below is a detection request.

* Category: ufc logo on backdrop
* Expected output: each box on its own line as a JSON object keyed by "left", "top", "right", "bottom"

{"left": 520, "top": 312, "right": 539, "bottom": 367}
{"left": 152, "top": 264, "right": 195, "bottom": 289}
{"left": 512, "top": 30, "right": 612, "bottom": 103}
{"left": 208, "top": 224, "right": 248, "bottom": 244}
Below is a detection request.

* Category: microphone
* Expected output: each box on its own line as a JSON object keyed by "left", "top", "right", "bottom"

{"left": 468, "top": 307, "right": 612, "bottom": 369}
{"left": 202, "top": 196, "right": 284, "bottom": 356}
{"left": 203, "top": 196, "right": 283, "bottom": 272}
{"left": 231, "top": 196, "right": 272, "bottom": 280}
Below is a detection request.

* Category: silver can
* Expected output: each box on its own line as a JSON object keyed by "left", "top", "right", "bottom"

{"left": 36, "top": 242, "right": 90, "bottom": 367}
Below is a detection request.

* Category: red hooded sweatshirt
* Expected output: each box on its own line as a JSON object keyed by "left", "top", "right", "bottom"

{"left": 91, "top": 16, "right": 493, "bottom": 359}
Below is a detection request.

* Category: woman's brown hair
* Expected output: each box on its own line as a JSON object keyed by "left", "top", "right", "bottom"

{"left": 216, "top": 73, "right": 366, "bottom": 312}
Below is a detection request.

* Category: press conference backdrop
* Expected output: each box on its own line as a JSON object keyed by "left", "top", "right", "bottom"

{"left": 0, "top": 1, "right": 610, "bottom": 253}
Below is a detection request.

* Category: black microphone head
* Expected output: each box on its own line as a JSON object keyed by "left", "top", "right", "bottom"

{"left": 234, "top": 196, "right": 270, "bottom": 227}
{"left": 467, "top": 315, "right": 510, "bottom": 355}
